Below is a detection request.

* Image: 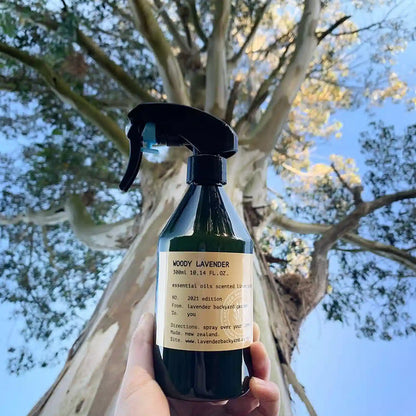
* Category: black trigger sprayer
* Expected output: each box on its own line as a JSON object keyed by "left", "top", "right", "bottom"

{"left": 119, "top": 103, "right": 254, "bottom": 401}
{"left": 119, "top": 103, "right": 238, "bottom": 190}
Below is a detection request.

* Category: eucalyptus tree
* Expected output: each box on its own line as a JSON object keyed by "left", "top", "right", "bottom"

{"left": 0, "top": 0, "right": 415, "bottom": 415}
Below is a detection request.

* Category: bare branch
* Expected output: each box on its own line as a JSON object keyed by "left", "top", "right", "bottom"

{"left": 247, "top": 0, "right": 321, "bottom": 153}
{"left": 344, "top": 234, "right": 416, "bottom": 272}
{"left": 318, "top": 2, "right": 399, "bottom": 41}
{"left": 253, "top": 26, "right": 296, "bottom": 57}
{"left": 264, "top": 254, "right": 288, "bottom": 264}
{"left": 324, "top": 21, "right": 384, "bottom": 38}
{"left": 305, "top": 189, "right": 416, "bottom": 310}
{"left": 0, "top": 206, "right": 67, "bottom": 226}
{"left": 173, "top": 0, "right": 193, "bottom": 49}
{"left": 316, "top": 189, "right": 416, "bottom": 256}
{"left": 229, "top": 0, "right": 272, "bottom": 65}
{"left": 317, "top": 15, "right": 350, "bottom": 43}
{"left": 128, "top": 0, "right": 190, "bottom": 104}
{"left": 64, "top": 195, "right": 136, "bottom": 250}
{"left": 224, "top": 79, "right": 241, "bottom": 124}
{"left": 307, "top": 188, "right": 416, "bottom": 302}
{"left": 153, "top": 0, "right": 191, "bottom": 53}
{"left": 368, "top": 189, "right": 416, "bottom": 212}
{"left": 271, "top": 214, "right": 416, "bottom": 272}
{"left": 205, "top": 0, "right": 231, "bottom": 118}
{"left": 0, "top": 196, "right": 137, "bottom": 250}
{"left": 0, "top": 42, "right": 129, "bottom": 156}
{"left": 76, "top": 30, "right": 157, "bottom": 103}
{"left": 187, "top": 0, "right": 208, "bottom": 48}
{"left": 236, "top": 41, "right": 292, "bottom": 135}
{"left": 12, "top": 5, "right": 156, "bottom": 103}
{"left": 330, "top": 163, "right": 363, "bottom": 205}
{"left": 283, "top": 363, "right": 318, "bottom": 416}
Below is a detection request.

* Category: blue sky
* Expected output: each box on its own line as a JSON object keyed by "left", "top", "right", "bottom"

{"left": 1, "top": 4, "right": 416, "bottom": 416}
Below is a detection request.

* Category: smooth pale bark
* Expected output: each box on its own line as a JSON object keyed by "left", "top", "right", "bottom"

{"left": 0, "top": 196, "right": 137, "bottom": 251}
{"left": 64, "top": 195, "right": 137, "bottom": 251}
{"left": 205, "top": 0, "right": 230, "bottom": 118}
{"left": 0, "top": 207, "right": 67, "bottom": 226}
{"left": 128, "top": 0, "right": 190, "bottom": 105}
{"left": 247, "top": 0, "right": 320, "bottom": 154}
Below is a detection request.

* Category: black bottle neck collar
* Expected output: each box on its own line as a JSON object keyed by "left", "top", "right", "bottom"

{"left": 186, "top": 154, "right": 226, "bottom": 185}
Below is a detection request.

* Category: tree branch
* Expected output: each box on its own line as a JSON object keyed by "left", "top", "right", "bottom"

{"left": 271, "top": 214, "right": 416, "bottom": 272}
{"left": 64, "top": 195, "right": 136, "bottom": 250}
{"left": 306, "top": 189, "right": 416, "bottom": 311}
{"left": 187, "top": 0, "right": 208, "bottom": 48}
{"left": 0, "top": 196, "right": 137, "bottom": 251}
{"left": 205, "top": 0, "right": 231, "bottom": 118}
{"left": 247, "top": 0, "right": 320, "bottom": 153}
{"left": 76, "top": 30, "right": 157, "bottom": 103}
{"left": 278, "top": 188, "right": 416, "bottom": 301}
{"left": 229, "top": 0, "right": 272, "bottom": 65}
{"left": 323, "top": 21, "right": 384, "bottom": 38}
{"left": 283, "top": 363, "right": 318, "bottom": 416}
{"left": 128, "top": 0, "right": 190, "bottom": 104}
{"left": 368, "top": 189, "right": 416, "bottom": 212}
{"left": 12, "top": 5, "right": 156, "bottom": 103}
{"left": 224, "top": 78, "right": 241, "bottom": 124}
{"left": 153, "top": 0, "right": 192, "bottom": 53}
{"left": 236, "top": 41, "right": 292, "bottom": 135}
{"left": 330, "top": 163, "right": 363, "bottom": 205}
{"left": 0, "top": 42, "right": 129, "bottom": 156}
{"left": 317, "top": 15, "right": 350, "bottom": 43}
{"left": 0, "top": 206, "right": 67, "bottom": 226}
{"left": 173, "top": 0, "right": 193, "bottom": 49}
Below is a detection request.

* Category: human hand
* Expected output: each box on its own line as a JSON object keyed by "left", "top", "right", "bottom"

{"left": 115, "top": 313, "right": 280, "bottom": 416}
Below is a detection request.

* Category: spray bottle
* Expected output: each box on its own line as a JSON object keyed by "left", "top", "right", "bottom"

{"left": 120, "top": 103, "right": 254, "bottom": 401}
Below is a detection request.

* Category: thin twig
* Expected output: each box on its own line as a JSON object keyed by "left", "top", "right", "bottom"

{"left": 153, "top": 0, "right": 192, "bottom": 52}
{"left": 330, "top": 163, "right": 363, "bottom": 205}
{"left": 229, "top": 0, "right": 272, "bottom": 64}
{"left": 225, "top": 79, "right": 241, "bottom": 124}
{"left": 283, "top": 363, "right": 318, "bottom": 416}
{"left": 187, "top": 0, "right": 208, "bottom": 48}
{"left": 235, "top": 41, "right": 292, "bottom": 134}
{"left": 317, "top": 15, "right": 350, "bottom": 43}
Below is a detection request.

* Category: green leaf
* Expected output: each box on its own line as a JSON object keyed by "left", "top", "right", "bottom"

{"left": 0, "top": 12, "right": 17, "bottom": 37}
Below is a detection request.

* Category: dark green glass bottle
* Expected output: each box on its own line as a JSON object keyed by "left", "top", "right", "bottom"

{"left": 118, "top": 102, "right": 254, "bottom": 401}
{"left": 154, "top": 184, "right": 253, "bottom": 401}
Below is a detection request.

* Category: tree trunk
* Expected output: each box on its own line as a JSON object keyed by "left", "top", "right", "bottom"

{"left": 29, "top": 162, "right": 295, "bottom": 416}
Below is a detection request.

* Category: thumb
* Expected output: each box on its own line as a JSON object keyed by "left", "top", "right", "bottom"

{"left": 115, "top": 313, "right": 170, "bottom": 416}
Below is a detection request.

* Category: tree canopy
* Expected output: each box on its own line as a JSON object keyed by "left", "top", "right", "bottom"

{"left": 0, "top": 0, "right": 415, "bottom": 385}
